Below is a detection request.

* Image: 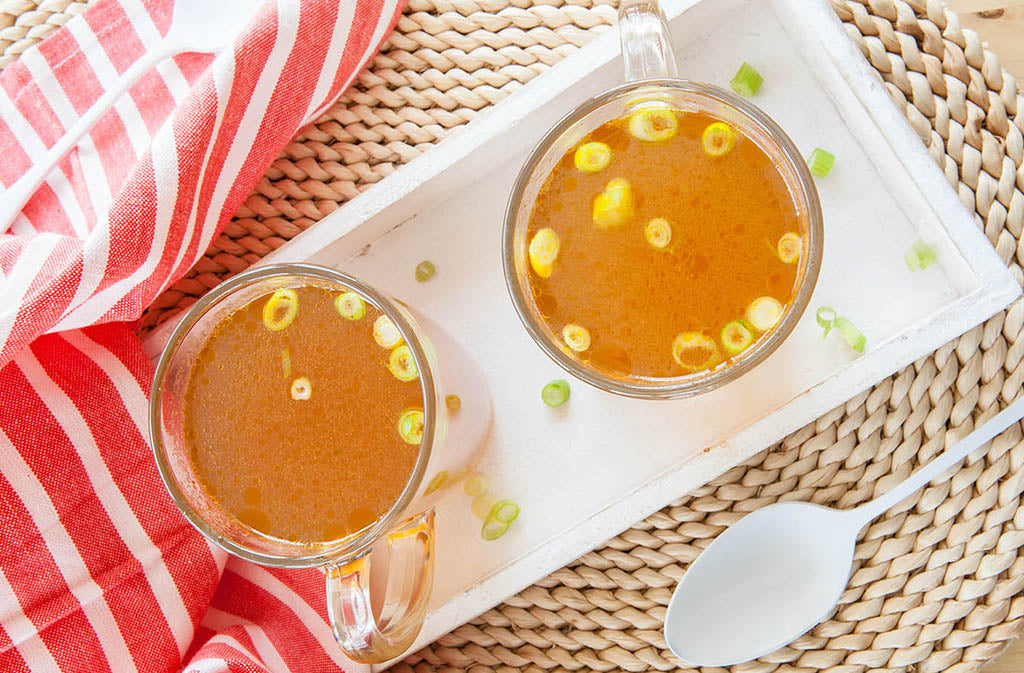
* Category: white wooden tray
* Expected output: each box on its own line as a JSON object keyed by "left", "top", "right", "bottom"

{"left": 147, "top": 0, "right": 1020, "bottom": 667}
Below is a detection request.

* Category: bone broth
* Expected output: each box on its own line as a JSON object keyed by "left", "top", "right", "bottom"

{"left": 182, "top": 285, "right": 424, "bottom": 543}
{"left": 525, "top": 107, "right": 804, "bottom": 378}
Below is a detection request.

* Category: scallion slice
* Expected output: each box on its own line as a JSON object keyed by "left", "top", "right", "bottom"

{"left": 481, "top": 519, "right": 510, "bottom": 541}
{"left": 424, "top": 471, "right": 448, "bottom": 495}
{"left": 672, "top": 332, "right": 720, "bottom": 371}
{"left": 701, "top": 122, "right": 737, "bottom": 157}
{"left": 777, "top": 233, "right": 802, "bottom": 264}
{"left": 745, "top": 296, "right": 782, "bottom": 332}
{"left": 415, "top": 260, "right": 436, "bottom": 282}
{"left": 281, "top": 348, "right": 292, "bottom": 378}
{"left": 807, "top": 148, "right": 835, "bottom": 178}
{"left": 574, "top": 141, "right": 612, "bottom": 173}
{"left": 335, "top": 292, "right": 366, "bottom": 320}
{"left": 388, "top": 345, "right": 419, "bottom": 382}
{"left": 263, "top": 288, "right": 299, "bottom": 331}
{"left": 397, "top": 408, "right": 425, "bottom": 445}
{"left": 721, "top": 320, "right": 755, "bottom": 355}
{"left": 627, "top": 107, "right": 678, "bottom": 142}
{"left": 464, "top": 473, "right": 489, "bottom": 497}
{"left": 562, "top": 323, "right": 591, "bottom": 352}
{"left": 816, "top": 307, "right": 866, "bottom": 353}
{"left": 834, "top": 317, "right": 866, "bottom": 353}
{"left": 904, "top": 240, "right": 938, "bottom": 271}
{"left": 542, "top": 379, "right": 570, "bottom": 407}
{"left": 471, "top": 494, "right": 497, "bottom": 520}
{"left": 489, "top": 499, "right": 520, "bottom": 524}
{"left": 816, "top": 307, "right": 837, "bottom": 337}
{"left": 445, "top": 394, "right": 461, "bottom": 412}
{"left": 480, "top": 500, "right": 520, "bottom": 540}
{"left": 290, "top": 376, "right": 312, "bottom": 401}
{"left": 644, "top": 218, "right": 672, "bottom": 249}
{"left": 730, "top": 62, "right": 763, "bottom": 97}
{"left": 373, "top": 315, "right": 403, "bottom": 349}
{"left": 528, "top": 228, "right": 561, "bottom": 278}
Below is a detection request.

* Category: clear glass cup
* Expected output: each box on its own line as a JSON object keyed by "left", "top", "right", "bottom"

{"left": 149, "top": 263, "right": 491, "bottom": 663}
{"left": 502, "top": 0, "right": 823, "bottom": 399}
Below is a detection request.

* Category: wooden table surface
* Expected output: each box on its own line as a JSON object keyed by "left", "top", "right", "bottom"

{"left": 943, "top": 3, "right": 1024, "bottom": 670}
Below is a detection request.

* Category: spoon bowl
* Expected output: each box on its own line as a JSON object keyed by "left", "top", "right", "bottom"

{"left": 664, "top": 502, "right": 858, "bottom": 666}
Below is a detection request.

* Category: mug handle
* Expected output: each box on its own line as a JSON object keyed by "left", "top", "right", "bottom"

{"left": 618, "top": 0, "right": 678, "bottom": 81}
{"left": 325, "top": 509, "right": 436, "bottom": 664}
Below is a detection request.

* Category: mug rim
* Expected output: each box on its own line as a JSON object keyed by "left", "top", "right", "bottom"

{"left": 501, "top": 78, "right": 824, "bottom": 399}
{"left": 148, "top": 263, "right": 437, "bottom": 568}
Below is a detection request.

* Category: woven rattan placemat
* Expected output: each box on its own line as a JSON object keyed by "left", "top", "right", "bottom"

{"left": 6, "top": 0, "right": 1024, "bottom": 670}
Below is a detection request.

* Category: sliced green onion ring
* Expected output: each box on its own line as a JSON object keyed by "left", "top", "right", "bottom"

{"left": 644, "top": 218, "right": 672, "bottom": 249}
{"left": 415, "top": 260, "right": 436, "bottom": 282}
{"left": 263, "top": 288, "right": 299, "bottom": 331}
{"left": 672, "top": 332, "right": 720, "bottom": 371}
{"left": 807, "top": 148, "right": 835, "bottom": 178}
{"left": 335, "top": 292, "right": 366, "bottom": 320}
{"left": 471, "top": 494, "right": 497, "bottom": 520}
{"left": 777, "top": 233, "right": 802, "bottom": 264}
{"left": 834, "top": 317, "right": 866, "bottom": 353}
{"left": 481, "top": 519, "right": 511, "bottom": 541}
{"left": 746, "top": 296, "right": 783, "bottom": 332}
{"left": 730, "top": 62, "right": 763, "bottom": 97}
{"left": 816, "top": 307, "right": 837, "bottom": 337}
{"left": 562, "top": 324, "right": 591, "bottom": 352}
{"left": 397, "top": 408, "right": 425, "bottom": 445}
{"left": 721, "top": 320, "right": 755, "bottom": 356}
{"left": 445, "top": 394, "right": 461, "bottom": 412}
{"left": 905, "top": 240, "right": 938, "bottom": 271}
{"left": 592, "top": 178, "right": 636, "bottom": 229}
{"left": 816, "top": 307, "right": 866, "bottom": 353}
{"left": 388, "top": 345, "right": 419, "bottom": 382}
{"left": 489, "top": 500, "right": 520, "bottom": 524}
{"left": 542, "top": 379, "right": 571, "bottom": 407}
{"left": 281, "top": 348, "right": 292, "bottom": 378}
{"left": 464, "top": 473, "right": 489, "bottom": 497}
{"left": 373, "top": 315, "right": 404, "bottom": 349}
{"left": 701, "top": 122, "right": 737, "bottom": 157}
{"left": 424, "top": 471, "right": 448, "bottom": 496}
{"left": 574, "top": 142, "right": 612, "bottom": 173}
{"left": 528, "top": 228, "right": 561, "bottom": 278}
{"left": 627, "top": 107, "right": 678, "bottom": 142}
{"left": 290, "top": 376, "right": 312, "bottom": 401}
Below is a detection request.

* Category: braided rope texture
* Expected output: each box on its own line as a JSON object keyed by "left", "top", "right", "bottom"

{"left": 4, "top": 0, "right": 1024, "bottom": 671}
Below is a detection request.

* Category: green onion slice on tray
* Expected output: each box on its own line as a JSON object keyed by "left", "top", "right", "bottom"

{"left": 542, "top": 379, "right": 570, "bottom": 407}
{"left": 807, "top": 148, "right": 835, "bottom": 178}
{"left": 905, "top": 240, "right": 938, "bottom": 271}
{"left": 481, "top": 500, "right": 521, "bottom": 541}
{"left": 730, "top": 62, "right": 763, "bottom": 97}
{"left": 817, "top": 307, "right": 866, "bottom": 353}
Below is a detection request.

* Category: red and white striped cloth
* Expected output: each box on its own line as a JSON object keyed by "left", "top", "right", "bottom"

{"left": 0, "top": 1, "right": 403, "bottom": 671}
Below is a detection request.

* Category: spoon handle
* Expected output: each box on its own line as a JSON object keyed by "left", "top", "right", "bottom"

{"left": 0, "top": 45, "right": 170, "bottom": 232}
{"left": 850, "top": 394, "right": 1024, "bottom": 527}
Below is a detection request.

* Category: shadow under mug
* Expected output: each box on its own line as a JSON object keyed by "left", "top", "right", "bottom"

{"left": 149, "top": 263, "right": 491, "bottom": 663}
{"left": 502, "top": 0, "right": 824, "bottom": 399}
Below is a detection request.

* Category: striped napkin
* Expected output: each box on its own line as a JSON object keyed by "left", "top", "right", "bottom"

{"left": 0, "top": 1, "right": 402, "bottom": 671}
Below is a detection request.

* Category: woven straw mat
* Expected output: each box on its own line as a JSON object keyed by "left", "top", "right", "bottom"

{"left": 5, "top": 0, "right": 1024, "bottom": 671}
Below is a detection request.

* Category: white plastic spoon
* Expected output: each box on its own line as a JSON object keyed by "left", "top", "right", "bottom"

{"left": 664, "top": 393, "right": 1024, "bottom": 667}
{"left": 0, "top": 0, "right": 261, "bottom": 230}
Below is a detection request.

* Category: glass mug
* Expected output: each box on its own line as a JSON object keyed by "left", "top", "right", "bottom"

{"left": 149, "top": 263, "right": 491, "bottom": 663}
{"left": 502, "top": 0, "right": 824, "bottom": 399}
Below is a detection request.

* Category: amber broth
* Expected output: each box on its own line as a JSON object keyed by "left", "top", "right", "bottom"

{"left": 526, "top": 109, "right": 803, "bottom": 378}
{"left": 183, "top": 286, "right": 422, "bottom": 543}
